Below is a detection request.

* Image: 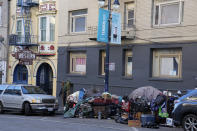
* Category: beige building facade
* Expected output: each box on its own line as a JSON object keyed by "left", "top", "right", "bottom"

{"left": 7, "top": 0, "right": 58, "bottom": 96}
{"left": 56, "top": 0, "right": 197, "bottom": 95}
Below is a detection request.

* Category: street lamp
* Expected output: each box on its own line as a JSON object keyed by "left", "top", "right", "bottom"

{"left": 98, "top": 0, "right": 120, "bottom": 92}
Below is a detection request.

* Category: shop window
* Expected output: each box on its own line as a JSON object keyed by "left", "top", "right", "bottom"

{"left": 100, "top": 51, "right": 106, "bottom": 75}
{"left": 125, "top": 50, "right": 133, "bottom": 77}
{"left": 39, "top": 16, "right": 55, "bottom": 42}
{"left": 70, "top": 9, "right": 87, "bottom": 33}
{"left": 152, "top": 49, "right": 182, "bottom": 78}
{"left": 69, "top": 52, "right": 86, "bottom": 74}
{"left": 154, "top": 0, "right": 184, "bottom": 26}
{"left": 124, "top": 2, "right": 135, "bottom": 28}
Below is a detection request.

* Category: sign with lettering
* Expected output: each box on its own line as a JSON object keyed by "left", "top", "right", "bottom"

{"left": 13, "top": 48, "right": 36, "bottom": 65}
{"left": 39, "top": 3, "right": 56, "bottom": 12}
{"left": 39, "top": 44, "right": 55, "bottom": 55}
{"left": 97, "top": 8, "right": 109, "bottom": 43}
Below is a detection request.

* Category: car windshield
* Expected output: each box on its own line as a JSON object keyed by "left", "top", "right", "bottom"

{"left": 22, "top": 86, "right": 46, "bottom": 94}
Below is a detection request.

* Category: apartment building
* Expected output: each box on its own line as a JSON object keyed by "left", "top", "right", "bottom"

{"left": 0, "top": 0, "right": 9, "bottom": 84}
{"left": 7, "top": 0, "right": 58, "bottom": 96}
{"left": 57, "top": 0, "right": 197, "bottom": 96}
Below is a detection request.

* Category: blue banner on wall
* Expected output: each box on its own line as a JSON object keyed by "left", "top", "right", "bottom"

{"left": 111, "top": 12, "right": 121, "bottom": 44}
{"left": 97, "top": 8, "right": 109, "bottom": 43}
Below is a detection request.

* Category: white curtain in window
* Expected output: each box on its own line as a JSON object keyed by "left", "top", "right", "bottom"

{"left": 75, "top": 58, "right": 86, "bottom": 72}
{"left": 160, "top": 58, "right": 175, "bottom": 76}
{"left": 161, "top": 3, "right": 179, "bottom": 24}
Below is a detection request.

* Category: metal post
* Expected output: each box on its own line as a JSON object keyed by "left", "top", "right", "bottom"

{"left": 104, "top": 0, "right": 111, "bottom": 92}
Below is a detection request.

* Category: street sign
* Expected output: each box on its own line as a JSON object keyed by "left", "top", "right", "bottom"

{"left": 111, "top": 12, "right": 121, "bottom": 44}
{"left": 109, "top": 63, "right": 115, "bottom": 71}
{"left": 97, "top": 8, "right": 109, "bottom": 43}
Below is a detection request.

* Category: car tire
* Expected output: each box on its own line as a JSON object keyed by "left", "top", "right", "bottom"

{"left": 24, "top": 103, "right": 32, "bottom": 116}
{"left": 182, "top": 114, "right": 197, "bottom": 131}
{"left": 49, "top": 111, "right": 56, "bottom": 116}
{"left": 0, "top": 102, "right": 4, "bottom": 114}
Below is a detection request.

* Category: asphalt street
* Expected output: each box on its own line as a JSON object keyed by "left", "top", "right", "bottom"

{"left": 0, "top": 113, "right": 183, "bottom": 131}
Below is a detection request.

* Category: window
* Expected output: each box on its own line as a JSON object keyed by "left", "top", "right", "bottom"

{"left": 70, "top": 52, "right": 86, "bottom": 74}
{"left": 124, "top": 2, "right": 135, "bottom": 28}
{"left": 70, "top": 9, "right": 87, "bottom": 33}
{"left": 152, "top": 49, "right": 182, "bottom": 78}
{"left": 154, "top": 1, "right": 184, "bottom": 26}
{"left": 39, "top": 16, "right": 55, "bottom": 42}
{"left": 16, "top": 20, "right": 22, "bottom": 42}
{"left": 100, "top": 51, "right": 106, "bottom": 75}
{"left": 125, "top": 50, "right": 132, "bottom": 77}
{"left": 40, "top": 17, "right": 46, "bottom": 41}
{"left": 4, "top": 86, "right": 15, "bottom": 95}
{"left": 13, "top": 86, "right": 22, "bottom": 95}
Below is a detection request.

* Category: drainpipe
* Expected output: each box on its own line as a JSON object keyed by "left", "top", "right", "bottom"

{"left": 6, "top": 0, "right": 11, "bottom": 83}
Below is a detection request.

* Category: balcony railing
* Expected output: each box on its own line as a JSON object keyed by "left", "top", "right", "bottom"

{"left": 88, "top": 24, "right": 136, "bottom": 41}
{"left": 17, "top": 0, "right": 39, "bottom": 7}
{"left": 9, "top": 34, "right": 38, "bottom": 46}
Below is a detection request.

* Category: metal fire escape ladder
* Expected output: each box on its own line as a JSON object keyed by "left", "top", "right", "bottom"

{"left": 9, "top": 0, "right": 38, "bottom": 46}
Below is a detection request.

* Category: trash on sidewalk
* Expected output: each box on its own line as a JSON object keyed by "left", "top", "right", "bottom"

{"left": 63, "top": 86, "right": 179, "bottom": 129}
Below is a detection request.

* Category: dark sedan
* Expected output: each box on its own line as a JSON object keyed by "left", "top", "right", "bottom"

{"left": 172, "top": 90, "right": 197, "bottom": 131}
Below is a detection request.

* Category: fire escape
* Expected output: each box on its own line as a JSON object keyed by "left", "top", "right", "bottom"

{"left": 9, "top": 0, "right": 39, "bottom": 46}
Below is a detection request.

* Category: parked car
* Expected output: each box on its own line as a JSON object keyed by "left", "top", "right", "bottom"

{"left": 172, "top": 89, "right": 197, "bottom": 131}
{"left": 0, "top": 84, "right": 58, "bottom": 115}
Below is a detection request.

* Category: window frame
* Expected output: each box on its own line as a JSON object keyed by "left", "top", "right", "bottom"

{"left": 70, "top": 9, "right": 87, "bottom": 33}
{"left": 16, "top": 19, "right": 24, "bottom": 43}
{"left": 153, "top": 0, "right": 184, "bottom": 26}
{"left": 152, "top": 49, "right": 182, "bottom": 79}
{"left": 100, "top": 50, "right": 106, "bottom": 76}
{"left": 39, "top": 15, "right": 55, "bottom": 42}
{"left": 124, "top": 2, "right": 135, "bottom": 29}
{"left": 0, "top": 6, "right": 2, "bottom": 26}
{"left": 69, "top": 52, "right": 87, "bottom": 75}
{"left": 125, "top": 50, "right": 133, "bottom": 77}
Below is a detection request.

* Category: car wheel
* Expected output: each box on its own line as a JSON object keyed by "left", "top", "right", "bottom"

{"left": 0, "top": 102, "right": 4, "bottom": 114}
{"left": 182, "top": 114, "right": 197, "bottom": 131}
{"left": 49, "top": 111, "right": 55, "bottom": 116}
{"left": 24, "top": 103, "right": 32, "bottom": 116}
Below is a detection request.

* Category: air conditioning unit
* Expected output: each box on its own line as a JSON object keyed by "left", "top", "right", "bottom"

{"left": 122, "top": 28, "right": 135, "bottom": 39}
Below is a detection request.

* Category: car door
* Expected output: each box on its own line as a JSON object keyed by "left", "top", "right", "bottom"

{"left": 2, "top": 86, "right": 15, "bottom": 108}
{"left": 12, "top": 86, "right": 23, "bottom": 109}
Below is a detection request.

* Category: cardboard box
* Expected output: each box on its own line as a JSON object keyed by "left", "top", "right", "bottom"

{"left": 128, "top": 120, "right": 141, "bottom": 127}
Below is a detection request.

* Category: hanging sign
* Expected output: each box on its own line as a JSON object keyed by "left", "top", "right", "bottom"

{"left": 97, "top": 8, "right": 109, "bottom": 43}
{"left": 39, "top": 44, "right": 55, "bottom": 56}
{"left": 111, "top": 12, "right": 121, "bottom": 44}
{"left": 12, "top": 48, "right": 36, "bottom": 65}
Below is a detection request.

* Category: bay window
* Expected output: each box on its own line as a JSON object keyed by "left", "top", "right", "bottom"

{"left": 39, "top": 16, "right": 55, "bottom": 42}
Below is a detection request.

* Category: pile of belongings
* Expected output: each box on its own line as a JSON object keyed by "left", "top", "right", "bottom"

{"left": 151, "top": 91, "right": 178, "bottom": 124}
{"left": 64, "top": 88, "right": 122, "bottom": 119}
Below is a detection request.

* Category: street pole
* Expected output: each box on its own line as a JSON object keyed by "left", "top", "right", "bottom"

{"left": 98, "top": 0, "right": 119, "bottom": 92}
{"left": 104, "top": 0, "right": 111, "bottom": 92}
